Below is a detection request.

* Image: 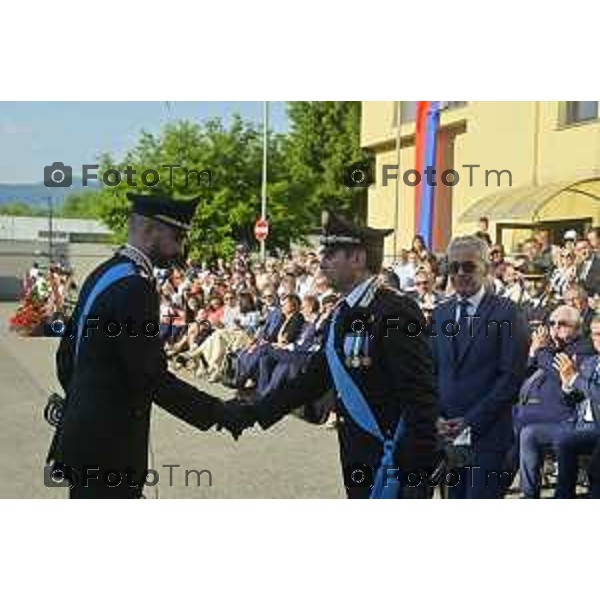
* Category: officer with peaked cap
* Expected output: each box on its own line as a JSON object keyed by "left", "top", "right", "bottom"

{"left": 222, "top": 210, "right": 440, "bottom": 498}
{"left": 47, "top": 191, "right": 225, "bottom": 498}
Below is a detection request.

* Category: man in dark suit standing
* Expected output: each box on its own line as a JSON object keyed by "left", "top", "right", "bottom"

{"left": 47, "top": 192, "right": 225, "bottom": 499}
{"left": 234, "top": 293, "right": 283, "bottom": 386}
{"left": 221, "top": 211, "right": 439, "bottom": 499}
{"left": 236, "top": 294, "right": 303, "bottom": 388}
{"left": 431, "top": 235, "right": 530, "bottom": 499}
{"left": 576, "top": 238, "right": 600, "bottom": 296}
{"left": 256, "top": 295, "right": 322, "bottom": 397}
{"left": 521, "top": 267, "right": 556, "bottom": 328}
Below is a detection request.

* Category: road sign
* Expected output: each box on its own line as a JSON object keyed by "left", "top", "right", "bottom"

{"left": 254, "top": 218, "right": 269, "bottom": 242}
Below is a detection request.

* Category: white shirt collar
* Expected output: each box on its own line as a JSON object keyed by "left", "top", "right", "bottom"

{"left": 458, "top": 285, "right": 486, "bottom": 312}
{"left": 346, "top": 276, "right": 376, "bottom": 308}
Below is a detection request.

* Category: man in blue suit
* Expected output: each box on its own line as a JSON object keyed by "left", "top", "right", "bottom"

{"left": 235, "top": 301, "right": 284, "bottom": 387}
{"left": 431, "top": 235, "right": 530, "bottom": 499}
{"left": 256, "top": 295, "right": 336, "bottom": 398}
{"left": 553, "top": 315, "right": 600, "bottom": 498}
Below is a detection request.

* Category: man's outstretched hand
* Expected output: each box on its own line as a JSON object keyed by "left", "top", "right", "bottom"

{"left": 217, "top": 399, "right": 258, "bottom": 440}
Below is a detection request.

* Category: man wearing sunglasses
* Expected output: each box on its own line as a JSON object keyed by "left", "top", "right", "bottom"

{"left": 431, "top": 235, "right": 530, "bottom": 498}
{"left": 47, "top": 192, "right": 226, "bottom": 498}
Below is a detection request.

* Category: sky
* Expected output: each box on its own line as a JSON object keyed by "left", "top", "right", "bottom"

{"left": 0, "top": 101, "right": 289, "bottom": 183}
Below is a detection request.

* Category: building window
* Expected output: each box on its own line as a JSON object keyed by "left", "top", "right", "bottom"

{"left": 562, "top": 101, "right": 598, "bottom": 125}
{"left": 400, "top": 101, "right": 417, "bottom": 124}
{"left": 38, "top": 230, "right": 68, "bottom": 240}
{"left": 69, "top": 232, "right": 113, "bottom": 243}
{"left": 392, "top": 101, "right": 467, "bottom": 126}
{"left": 445, "top": 101, "right": 467, "bottom": 110}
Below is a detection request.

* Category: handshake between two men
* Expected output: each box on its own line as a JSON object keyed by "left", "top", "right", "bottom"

{"left": 215, "top": 398, "right": 262, "bottom": 441}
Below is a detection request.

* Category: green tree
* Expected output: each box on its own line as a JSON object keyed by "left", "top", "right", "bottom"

{"left": 284, "top": 101, "right": 370, "bottom": 224}
{"left": 57, "top": 191, "right": 104, "bottom": 219}
{"left": 0, "top": 201, "right": 46, "bottom": 216}
{"left": 95, "top": 117, "right": 312, "bottom": 260}
{"left": 91, "top": 103, "right": 368, "bottom": 260}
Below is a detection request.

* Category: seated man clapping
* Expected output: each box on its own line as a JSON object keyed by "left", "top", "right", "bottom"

{"left": 553, "top": 315, "right": 600, "bottom": 498}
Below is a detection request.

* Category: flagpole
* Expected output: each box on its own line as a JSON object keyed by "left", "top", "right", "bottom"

{"left": 393, "top": 101, "right": 401, "bottom": 262}
{"left": 416, "top": 101, "right": 441, "bottom": 249}
{"left": 260, "top": 101, "right": 268, "bottom": 261}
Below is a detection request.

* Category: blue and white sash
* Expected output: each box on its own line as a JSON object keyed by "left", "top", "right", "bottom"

{"left": 325, "top": 305, "right": 406, "bottom": 499}
{"left": 75, "top": 262, "right": 137, "bottom": 358}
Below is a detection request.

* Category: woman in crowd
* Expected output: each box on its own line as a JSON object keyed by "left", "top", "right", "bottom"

{"left": 550, "top": 249, "right": 578, "bottom": 298}
{"left": 179, "top": 291, "right": 261, "bottom": 382}
{"left": 499, "top": 263, "right": 528, "bottom": 304}
{"left": 411, "top": 234, "right": 430, "bottom": 260}
{"left": 205, "top": 294, "right": 225, "bottom": 328}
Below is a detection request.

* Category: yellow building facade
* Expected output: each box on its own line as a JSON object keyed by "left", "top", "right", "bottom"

{"left": 361, "top": 101, "right": 600, "bottom": 259}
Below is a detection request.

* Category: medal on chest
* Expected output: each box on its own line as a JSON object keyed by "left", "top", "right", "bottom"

{"left": 343, "top": 330, "right": 372, "bottom": 369}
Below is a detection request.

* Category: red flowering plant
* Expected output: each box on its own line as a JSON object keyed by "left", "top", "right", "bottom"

{"left": 9, "top": 279, "right": 49, "bottom": 336}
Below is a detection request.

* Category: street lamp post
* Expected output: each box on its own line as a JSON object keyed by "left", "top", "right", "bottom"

{"left": 47, "top": 196, "right": 53, "bottom": 265}
{"left": 260, "top": 101, "right": 268, "bottom": 261}
{"left": 393, "top": 101, "right": 401, "bottom": 262}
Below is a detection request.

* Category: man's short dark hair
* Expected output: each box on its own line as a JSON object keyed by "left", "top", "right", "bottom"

{"left": 282, "top": 293, "right": 301, "bottom": 310}
{"left": 588, "top": 226, "right": 600, "bottom": 238}
{"left": 379, "top": 268, "right": 400, "bottom": 290}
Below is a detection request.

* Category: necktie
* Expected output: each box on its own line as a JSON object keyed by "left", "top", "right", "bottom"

{"left": 581, "top": 260, "right": 591, "bottom": 281}
{"left": 593, "top": 359, "right": 600, "bottom": 384}
{"left": 454, "top": 298, "right": 471, "bottom": 358}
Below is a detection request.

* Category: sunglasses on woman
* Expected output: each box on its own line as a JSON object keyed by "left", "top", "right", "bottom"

{"left": 548, "top": 320, "right": 572, "bottom": 328}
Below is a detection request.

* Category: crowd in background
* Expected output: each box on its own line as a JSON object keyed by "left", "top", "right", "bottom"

{"left": 156, "top": 245, "right": 339, "bottom": 418}
{"left": 149, "top": 219, "right": 600, "bottom": 402}
{"left": 391, "top": 218, "right": 599, "bottom": 330}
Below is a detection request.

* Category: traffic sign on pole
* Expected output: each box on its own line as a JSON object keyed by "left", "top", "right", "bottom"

{"left": 254, "top": 218, "right": 269, "bottom": 242}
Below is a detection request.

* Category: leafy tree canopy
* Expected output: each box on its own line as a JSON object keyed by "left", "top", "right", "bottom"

{"left": 9, "top": 103, "right": 368, "bottom": 261}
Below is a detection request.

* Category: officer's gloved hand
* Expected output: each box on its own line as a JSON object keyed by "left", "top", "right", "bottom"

{"left": 217, "top": 399, "right": 258, "bottom": 440}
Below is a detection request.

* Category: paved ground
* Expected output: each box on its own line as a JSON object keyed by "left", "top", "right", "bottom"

{"left": 0, "top": 302, "right": 345, "bottom": 499}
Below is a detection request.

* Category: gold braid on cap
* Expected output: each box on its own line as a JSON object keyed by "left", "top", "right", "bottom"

{"left": 153, "top": 214, "right": 191, "bottom": 230}
{"left": 319, "top": 234, "right": 362, "bottom": 245}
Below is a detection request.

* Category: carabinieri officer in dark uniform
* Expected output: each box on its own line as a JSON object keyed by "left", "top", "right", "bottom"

{"left": 222, "top": 211, "right": 440, "bottom": 498}
{"left": 47, "top": 192, "right": 225, "bottom": 499}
